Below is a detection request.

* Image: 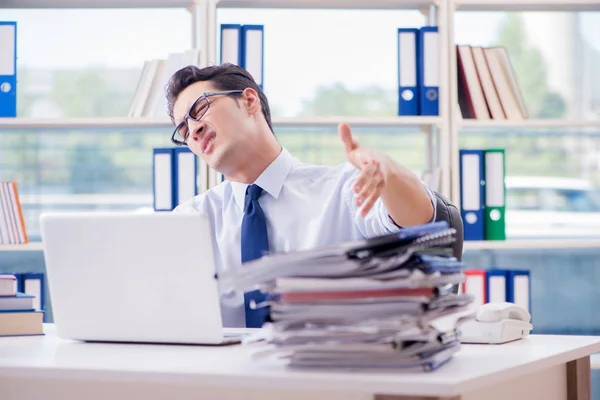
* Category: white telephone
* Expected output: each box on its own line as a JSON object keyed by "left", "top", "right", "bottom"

{"left": 459, "top": 302, "right": 533, "bottom": 344}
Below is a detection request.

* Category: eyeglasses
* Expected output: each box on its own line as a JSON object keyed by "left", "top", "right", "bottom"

{"left": 171, "top": 90, "right": 244, "bottom": 146}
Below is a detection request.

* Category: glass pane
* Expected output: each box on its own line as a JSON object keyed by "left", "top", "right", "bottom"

{"left": 217, "top": 8, "right": 428, "bottom": 117}
{"left": 460, "top": 128, "right": 600, "bottom": 239}
{"left": 506, "top": 188, "right": 540, "bottom": 211}
{"left": 0, "top": 127, "right": 172, "bottom": 240}
{"left": 3, "top": 8, "right": 192, "bottom": 118}
{"left": 274, "top": 125, "right": 427, "bottom": 171}
{"left": 542, "top": 188, "right": 600, "bottom": 212}
{"left": 0, "top": 124, "right": 426, "bottom": 241}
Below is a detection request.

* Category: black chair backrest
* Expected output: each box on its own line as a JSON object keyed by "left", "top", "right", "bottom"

{"left": 432, "top": 190, "right": 464, "bottom": 261}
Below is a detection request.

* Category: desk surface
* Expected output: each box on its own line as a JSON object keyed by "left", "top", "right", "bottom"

{"left": 1, "top": 324, "right": 600, "bottom": 397}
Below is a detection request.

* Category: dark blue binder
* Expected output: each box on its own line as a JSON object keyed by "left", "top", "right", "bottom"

{"left": 507, "top": 269, "right": 531, "bottom": 315}
{"left": 459, "top": 149, "right": 485, "bottom": 241}
{"left": 172, "top": 147, "right": 198, "bottom": 206}
{"left": 397, "top": 28, "right": 419, "bottom": 116}
{"left": 417, "top": 26, "right": 439, "bottom": 116}
{"left": 152, "top": 148, "right": 175, "bottom": 211}
{"left": 0, "top": 21, "right": 17, "bottom": 117}
{"left": 485, "top": 269, "right": 508, "bottom": 303}
{"left": 220, "top": 24, "right": 243, "bottom": 66}
{"left": 241, "top": 25, "right": 264, "bottom": 90}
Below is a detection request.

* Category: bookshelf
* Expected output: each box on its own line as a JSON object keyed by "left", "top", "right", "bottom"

{"left": 1, "top": 0, "right": 196, "bottom": 7}
{"left": 447, "top": 0, "right": 600, "bottom": 211}
{"left": 3, "top": 240, "right": 600, "bottom": 252}
{"left": 4, "top": 0, "right": 439, "bottom": 8}
{"left": 3, "top": 0, "right": 600, "bottom": 252}
{"left": 195, "top": 0, "right": 453, "bottom": 195}
{"left": 0, "top": 117, "right": 173, "bottom": 130}
{"left": 464, "top": 239, "right": 600, "bottom": 251}
{"left": 458, "top": 119, "right": 600, "bottom": 130}
{"left": 0, "top": 116, "right": 442, "bottom": 130}
{"left": 454, "top": 0, "right": 600, "bottom": 12}
{"left": 271, "top": 116, "right": 442, "bottom": 129}
{"left": 446, "top": 0, "right": 600, "bottom": 254}
{"left": 216, "top": 0, "right": 438, "bottom": 9}
{"left": 7, "top": 239, "right": 600, "bottom": 253}
{"left": 0, "top": 243, "right": 44, "bottom": 252}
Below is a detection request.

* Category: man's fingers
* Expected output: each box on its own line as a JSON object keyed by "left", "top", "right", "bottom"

{"left": 353, "top": 165, "right": 384, "bottom": 211}
{"left": 352, "top": 164, "right": 377, "bottom": 193}
{"left": 339, "top": 122, "right": 358, "bottom": 154}
{"left": 359, "top": 189, "right": 381, "bottom": 217}
{"left": 356, "top": 172, "right": 384, "bottom": 205}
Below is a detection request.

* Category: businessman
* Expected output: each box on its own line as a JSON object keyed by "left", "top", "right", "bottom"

{"left": 168, "top": 63, "right": 436, "bottom": 327}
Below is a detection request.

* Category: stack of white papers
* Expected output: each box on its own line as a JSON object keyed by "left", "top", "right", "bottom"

{"left": 221, "top": 221, "right": 475, "bottom": 372}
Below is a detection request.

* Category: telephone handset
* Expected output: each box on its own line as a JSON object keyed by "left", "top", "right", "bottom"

{"left": 476, "top": 302, "right": 531, "bottom": 323}
{"left": 460, "top": 302, "right": 533, "bottom": 344}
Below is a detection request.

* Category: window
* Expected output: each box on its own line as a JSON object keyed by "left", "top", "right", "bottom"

{"left": 217, "top": 8, "right": 428, "bottom": 118}
{"left": 1, "top": 8, "right": 193, "bottom": 239}
{"left": 0, "top": 127, "right": 169, "bottom": 239}
{"left": 506, "top": 188, "right": 540, "bottom": 211}
{"left": 5, "top": 8, "right": 192, "bottom": 118}
{"left": 542, "top": 189, "right": 600, "bottom": 212}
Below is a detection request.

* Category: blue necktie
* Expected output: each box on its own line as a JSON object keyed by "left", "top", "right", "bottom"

{"left": 241, "top": 184, "right": 269, "bottom": 328}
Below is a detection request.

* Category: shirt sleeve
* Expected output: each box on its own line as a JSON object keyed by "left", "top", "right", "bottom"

{"left": 171, "top": 193, "right": 206, "bottom": 213}
{"left": 343, "top": 167, "right": 437, "bottom": 238}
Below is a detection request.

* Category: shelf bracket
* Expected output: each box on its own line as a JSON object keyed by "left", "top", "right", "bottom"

{"left": 186, "top": 0, "right": 203, "bottom": 14}
{"left": 418, "top": 3, "right": 438, "bottom": 26}
{"left": 419, "top": 125, "right": 433, "bottom": 135}
{"left": 420, "top": 124, "right": 435, "bottom": 172}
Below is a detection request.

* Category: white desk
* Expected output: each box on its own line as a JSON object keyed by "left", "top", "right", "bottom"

{"left": 1, "top": 324, "right": 599, "bottom": 400}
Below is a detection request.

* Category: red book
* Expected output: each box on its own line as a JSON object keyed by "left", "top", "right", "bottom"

{"left": 462, "top": 270, "right": 486, "bottom": 306}
{"left": 280, "top": 287, "right": 435, "bottom": 303}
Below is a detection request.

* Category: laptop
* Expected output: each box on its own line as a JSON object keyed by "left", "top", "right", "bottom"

{"left": 39, "top": 211, "right": 249, "bottom": 345}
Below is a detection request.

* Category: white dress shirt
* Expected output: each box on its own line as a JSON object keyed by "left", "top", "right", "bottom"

{"left": 173, "top": 147, "right": 437, "bottom": 327}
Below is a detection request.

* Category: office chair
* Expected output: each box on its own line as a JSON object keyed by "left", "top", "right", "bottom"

{"left": 430, "top": 190, "right": 464, "bottom": 295}
{"left": 431, "top": 190, "right": 464, "bottom": 261}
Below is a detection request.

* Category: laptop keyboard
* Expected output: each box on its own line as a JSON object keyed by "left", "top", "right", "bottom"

{"left": 224, "top": 332, "right": 247, "bottom": 338}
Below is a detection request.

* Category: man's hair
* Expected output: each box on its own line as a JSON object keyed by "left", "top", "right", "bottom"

{"left": 166, "top": 63, "right": 273, "bottom": 133}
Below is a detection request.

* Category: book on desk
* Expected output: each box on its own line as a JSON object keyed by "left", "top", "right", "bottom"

{"left": 0, "top": 274, "right": 44, "bottom": 337}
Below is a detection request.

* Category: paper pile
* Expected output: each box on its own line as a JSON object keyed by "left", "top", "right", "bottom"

{"left": 221, "top": 221, "right": 474, "bottom": 371}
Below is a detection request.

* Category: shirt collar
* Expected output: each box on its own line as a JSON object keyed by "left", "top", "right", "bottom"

{"left": 230, "top": 147, "right": 295, "bottom": 211}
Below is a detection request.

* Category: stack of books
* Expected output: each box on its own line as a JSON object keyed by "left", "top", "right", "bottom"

{"left": 0, "top": 180, "right": 28, "bottom": 245}
{"left": 0, "top": 274, "right": 44, "bottom": 337}
{"left": 128, "top": 49, "right": 201, "bottom": 118}
{"left": 456, "top": 44, "right": 528, "bottom": 120}
{"left": 222, "top": 221, "right": 474, "bottom": 371}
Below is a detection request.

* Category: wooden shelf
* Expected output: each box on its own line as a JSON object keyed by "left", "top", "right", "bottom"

{"left": 5, "top": 239, "right": 600, "bottom": 252}
{"left": 216, "top": 0, "right": 438, "bottom": 9}
{"left": 458, "top": 119, "right": 600, "bottom": 130}
{"left": 455, "top": 0, "right": 600, "bottom": 12}
{"left": 0, "top": 243, "right": 44, "bottom": 252}
{"left": 0, "top": 116, "right": 441, "bottom": 130}
{"left": 273, "top": 116, "right": 442, "bottom": 128}
{"left": 0, "top": 0, "right": 192, "bottom": 7}
{"left": 2, "top": 0, "right": 438, "bottom": 8}
{"left": 464, "top": 239, "right": 600, "bottom": 251}
{"left": 0, "top": 117, "right": 173, "bottom": 130}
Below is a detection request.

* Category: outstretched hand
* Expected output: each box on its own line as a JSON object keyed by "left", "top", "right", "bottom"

{"left": 339, "top": 122, "right": 390, "bottom": 217}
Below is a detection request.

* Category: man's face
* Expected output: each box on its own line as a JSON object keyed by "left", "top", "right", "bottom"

{"left": 172, "top": 81, "right": 249, "bottom": 172}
